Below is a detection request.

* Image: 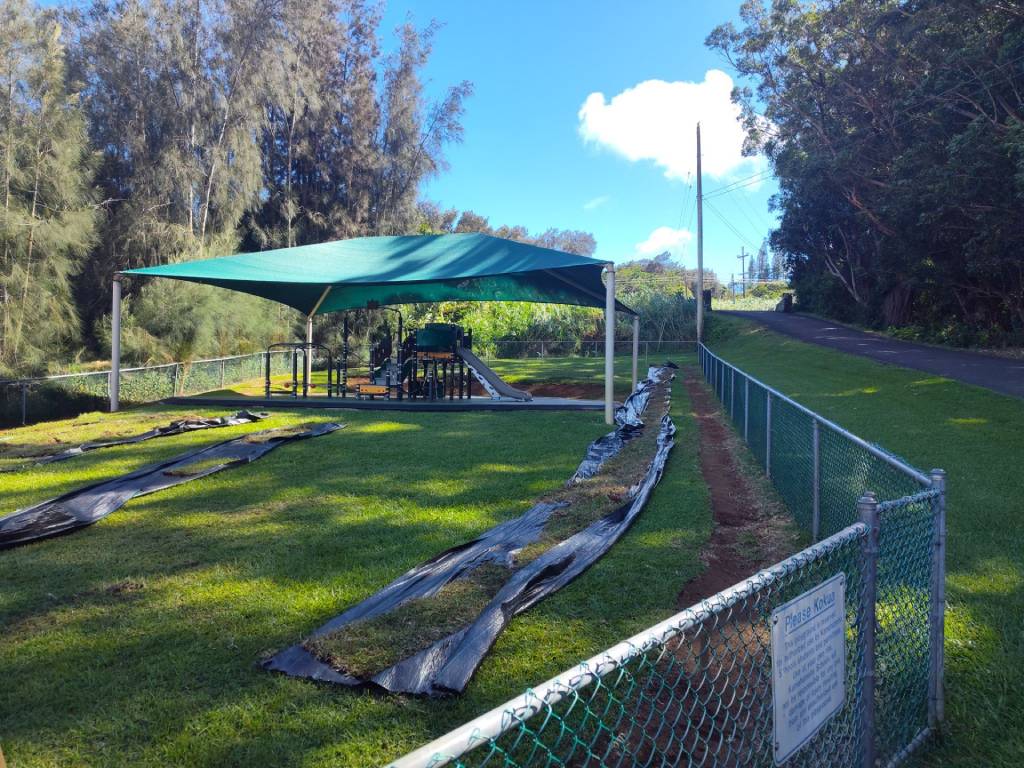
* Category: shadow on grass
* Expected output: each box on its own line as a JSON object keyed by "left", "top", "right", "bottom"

{"left": 0, "top": 380, "right": 712, "bottom": 767}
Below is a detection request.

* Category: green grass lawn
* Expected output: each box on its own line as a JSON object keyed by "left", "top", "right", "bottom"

{"left": 0, "top": 360, "right": 710, "bottom": 767}
{"left": 705, "top": 314, "right": 1024, "bottom": 766}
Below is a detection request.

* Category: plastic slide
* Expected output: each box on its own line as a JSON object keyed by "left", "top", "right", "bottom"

{"left": 456, "top": 348, "right": 533, "bottom": 401}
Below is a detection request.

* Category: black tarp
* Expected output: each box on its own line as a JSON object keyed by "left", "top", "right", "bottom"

{"left": 33, "top": 411, "right": 268, "bottom": 465}
{"left": 567, "top": 365, "right": 666, "bottom": 483}
{"left": 0, "top": 422, "right": 343, "bottom": 549}
{"left": 264, "top": 367, "right": 676, "bottom": 695}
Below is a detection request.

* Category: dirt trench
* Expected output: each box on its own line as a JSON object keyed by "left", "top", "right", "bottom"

{"left": 677, "top": 367, "right": 796, "bottom": 608}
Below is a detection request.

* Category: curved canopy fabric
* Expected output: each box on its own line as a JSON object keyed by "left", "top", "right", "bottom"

{"left": 122, "top": 233, "right": 634, "bottom": 315}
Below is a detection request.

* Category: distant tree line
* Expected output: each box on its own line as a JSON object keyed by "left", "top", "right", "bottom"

{"left": 0, "top": 0, "right": 470, "bottom": 375}
{"left": 710, "top": 1, "right": 1024, "bottom": 346}
{"left": 740, "top": 240, "right": 784, "bottom": 284}
{"left": 388, "top": 215, "right": 703, "bottom": 350}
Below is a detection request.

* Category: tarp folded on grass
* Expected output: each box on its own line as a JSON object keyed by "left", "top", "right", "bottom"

{"left": 0, "top": 422, "right": 343, "bottom": 549}
{"left": 264, "top": 367, "right": 675, "bottom": 695}
{"left": 34, "top": 411, "right": 268, "bottom": 465}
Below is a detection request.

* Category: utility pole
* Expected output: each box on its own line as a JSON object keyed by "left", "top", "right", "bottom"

{"left": 737, "top": 247, "right": 747, "bottom": 297}
{"left": 696, "top": 123, "right": 704, "bottom": 341}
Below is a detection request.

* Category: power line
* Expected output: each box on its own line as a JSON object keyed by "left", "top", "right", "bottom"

{"left": 675, "top": 172, "right": 693, "bottom": 232}
{"left": 702, "top": 169, "right": 773, "bottom": 200}
{"left": 703, "top": 197, "right": 760, "bottom": 251}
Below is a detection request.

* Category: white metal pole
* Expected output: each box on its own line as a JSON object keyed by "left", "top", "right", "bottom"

{"left": 604, "top": 263, "right": 615, "bottom": 425}
{"left": 631, "top": 315, "right": 640, "bottom": 391}
{"left": 696, "top": 123, "right": 704, "bottom": 342}
{"left": 110, "top": 275, "right": 122, "bottom": 412}
{"left": 305, "top": 314, "right": 313, "bottom": 391}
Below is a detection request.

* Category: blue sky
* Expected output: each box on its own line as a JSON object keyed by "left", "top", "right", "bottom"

{"left": 381, "top": 0, "right": 778, "bottom": 281}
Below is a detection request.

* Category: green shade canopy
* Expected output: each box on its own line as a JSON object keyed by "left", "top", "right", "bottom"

{"left": 122, "top": 233, "right": 634, "bottom": 315}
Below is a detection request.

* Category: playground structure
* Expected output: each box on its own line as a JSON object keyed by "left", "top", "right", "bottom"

{"left": 262, "top": 315, "right": 533, "bottom": 403}
{"left": 112, "top": 233, "right": 640, "bottom": 423}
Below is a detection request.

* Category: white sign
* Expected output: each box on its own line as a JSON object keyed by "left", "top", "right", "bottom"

{"left": 771, "top": 573, "right": 847, "bottom": 764}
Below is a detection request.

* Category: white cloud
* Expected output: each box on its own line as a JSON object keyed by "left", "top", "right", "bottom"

{"left": 635, "top": 226, "right": 693, "bottom": 259}
{"left": 578, "top": 70, "right": 763, "bottom": 182}
{"left": 583, "top": 195, "right": 610, "bottom": 211}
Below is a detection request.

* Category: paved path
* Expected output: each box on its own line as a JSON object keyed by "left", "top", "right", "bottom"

{"left": 719, "top": 311, "right": 1024, "bottom": 399}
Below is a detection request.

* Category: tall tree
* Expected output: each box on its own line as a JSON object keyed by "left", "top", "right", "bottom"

{"left": 0, "top": 0, "right": 95, "bottom": 373}
{"left": 374, "top": 21, "right": 471, "bottom": 234}
{"left": 71, "top": 0, "right": 284, "bottom": 328}
{"left": 709, "top": 0, "right": 1024, "bottom": 339}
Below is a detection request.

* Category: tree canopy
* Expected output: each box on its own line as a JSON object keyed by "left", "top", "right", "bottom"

{"left": 0, "top": 0, "right": 471, "bottom": 373}
{"left": 709, "top": 0, "right": 1024, "bottom": 345}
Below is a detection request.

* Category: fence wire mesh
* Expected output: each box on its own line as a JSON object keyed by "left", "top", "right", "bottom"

{"left": 875, "top": 491, "right": 939, "bottom": 761}
{"left": 697, "top": 345, "right": 941, "bottom": 767}
{"left": 391, "top": 345, "right": 944, "bottom": 768}
{"left": 1, "top": 351, "right": 291, "bottom": 427}
{"left": 414, "top": 527, "right": 868, "bottom": 768}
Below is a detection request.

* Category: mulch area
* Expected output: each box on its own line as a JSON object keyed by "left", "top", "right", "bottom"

{"left": 519, "top": 382, "right": 605, "bottom": 399}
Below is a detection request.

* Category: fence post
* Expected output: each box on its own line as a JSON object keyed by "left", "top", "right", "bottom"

{"left": 812, "top": 419, "right": 821, "bottom": 542}
{"left": 21, "top": 383, "right": 28, "bottom": 426}
{"left": 858, "top": 491, "right": 880, "bottom": 768}
{"left": 730, "top": 365, "right": 735, "bottom": 418}
{"left": 766, "top": 392, "right": 773, "bottom": 477}
{"left": 220, "top": 359, "right": 226, "bottom": 388}
{"left": 172, "top": 364, "right": 180, "bottom": 397}
{"left": 744, "top": 377, "right": 749, "bottom": 441}
{"left": 929, "top": 469, "right": 947, "bottom": 728}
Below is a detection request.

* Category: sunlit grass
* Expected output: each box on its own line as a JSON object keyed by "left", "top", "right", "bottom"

{"left": 707, "top": 313, "right": 1024, "bottom": 767}
{"left": 0, "top": 360, "right": 710, "bottom": 767}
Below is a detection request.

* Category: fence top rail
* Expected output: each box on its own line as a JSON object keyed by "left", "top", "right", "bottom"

{"left": 699, "top": 343, "right": 932, "bottom": 488}
{"left": 387, "top": 522, "right": 868, "bottom": 768}
{"left": 0, "top": 350, "right": 289, "bottom": 387}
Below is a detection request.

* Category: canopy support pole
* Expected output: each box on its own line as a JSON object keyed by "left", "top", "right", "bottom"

{"left": 306, "top": 287, "right": 332, "bottom": 396}
{"left": 631, "top": 315, "right": 639, "bottom": 391}
{"left": 110, "top": 275, "right": 122, "bottom": 412}
{"left": 604, "top": 264, "right": 615, "bottom": 425}
{"left": 305, "top": 316, "right": 313, "bottom": 393}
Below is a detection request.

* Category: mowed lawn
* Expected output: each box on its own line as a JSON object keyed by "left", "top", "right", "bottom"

{"left": 706, "top": 314, "right": 1024, "bottom": 766}
{"left": 0, "top": 362, "right": 709, "bottom": 767}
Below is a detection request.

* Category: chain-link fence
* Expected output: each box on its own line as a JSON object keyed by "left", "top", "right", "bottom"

{"left": 388, "top": 346, "right": 946, "bottom": 768}
{"left": 1, "top": 351, "right": 291, "bottom": 427}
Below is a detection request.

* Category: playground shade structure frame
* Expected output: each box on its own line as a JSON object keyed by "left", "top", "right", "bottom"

{"left": 113, "top": 233, "right": 638, "bottom": 423}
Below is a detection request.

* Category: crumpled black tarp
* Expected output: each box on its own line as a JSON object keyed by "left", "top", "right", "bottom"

{"left": 568, "top": 366, "right": 671, "bottom": 483}
{"left": 264, "top": 367, "right": 676, "bottom": 695}
{"left": 33, "top": 411, "right": 268, "bottom": 465}
{"left": 0, "top": 421, "right": 343, "bottom": 549}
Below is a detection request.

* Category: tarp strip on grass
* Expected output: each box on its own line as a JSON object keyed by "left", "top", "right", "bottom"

{"left": 0, "top": 422, "right": 343, "bottom": 549}
{"left": 33, "top": 411, "right": 268, "bottom": 465}
{"left": 264, "top": 367, "right": 675, "bottom": 695}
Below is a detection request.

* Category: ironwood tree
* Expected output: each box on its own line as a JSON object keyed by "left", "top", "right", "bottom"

{"left": 0, "top": 0, "right": 95, "bottom": 374}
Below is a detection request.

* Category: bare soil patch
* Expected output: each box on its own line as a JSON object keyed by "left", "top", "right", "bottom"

{"left": 677, "top": 368, "right": 797, "bottom": 608}
{"left": 519, "top": 382, "right": 605, "bottom": 399}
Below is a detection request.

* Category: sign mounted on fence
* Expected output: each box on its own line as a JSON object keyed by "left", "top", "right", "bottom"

{"left": 771, "top": 572, "right": 847, "bottom": 764}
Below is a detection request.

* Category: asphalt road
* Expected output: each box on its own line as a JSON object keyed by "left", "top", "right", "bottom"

{"left": 719, "top": 311, "right": 1024, "bottom": 399}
